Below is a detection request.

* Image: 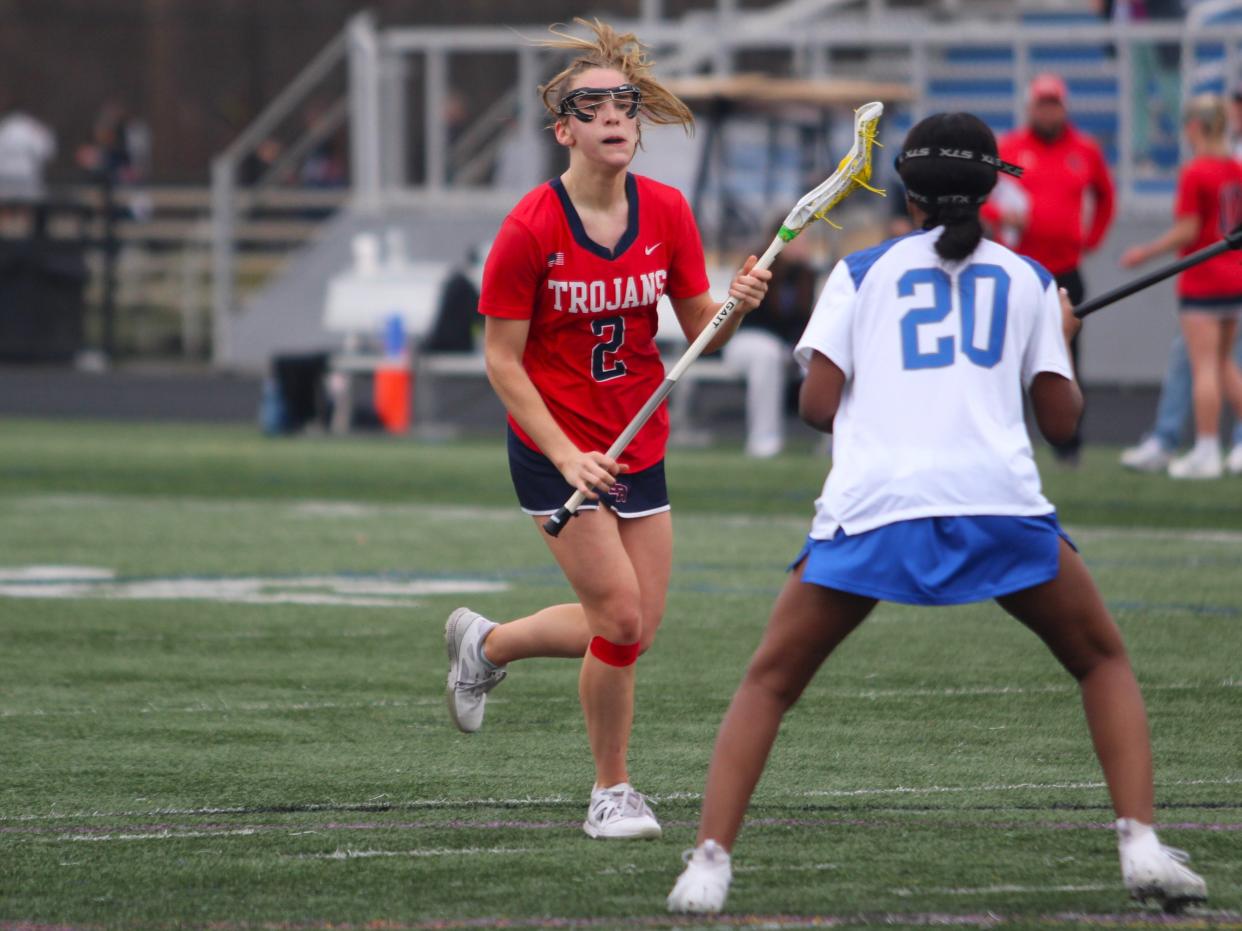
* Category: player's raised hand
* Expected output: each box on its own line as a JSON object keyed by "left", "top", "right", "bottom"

{"left": 1119, "top": 245, "right": 1149, "bottom": 269}
{"left": 728, "top": 255, "right": 772, "bottom": 313}
{"left": 558, "top": 450, "right": 628, "bottom": 500}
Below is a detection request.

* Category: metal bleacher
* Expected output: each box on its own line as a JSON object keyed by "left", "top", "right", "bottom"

{"left": 206, "top": 0, "right": 1242, "bottom": 389}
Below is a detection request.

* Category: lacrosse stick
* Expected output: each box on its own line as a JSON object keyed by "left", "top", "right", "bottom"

{"left": 543, "top": 101, "right": 886, "bottom": 537}
{"left": 1074, "top": 223, "right": 1242, "bottom": 319}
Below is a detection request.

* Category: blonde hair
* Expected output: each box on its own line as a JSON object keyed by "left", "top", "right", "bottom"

{"left": 536, "top": 18, "right": 694, "bottom": 132}
{"left": 1184, "top": 93, "right": 1227, "bottom": 138}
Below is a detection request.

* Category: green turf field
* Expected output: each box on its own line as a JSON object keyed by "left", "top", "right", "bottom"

{"left": 1, "top": 418, "right": 1239, "bottom": 930}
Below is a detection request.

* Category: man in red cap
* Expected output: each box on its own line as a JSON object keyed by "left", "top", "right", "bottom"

{"left": 983, "top": 72, "right": 1115, "bottom": 464}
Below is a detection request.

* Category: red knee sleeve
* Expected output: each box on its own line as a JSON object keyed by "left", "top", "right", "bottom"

{"left": 589, "top": 635, "right": 640, "bottom": 667}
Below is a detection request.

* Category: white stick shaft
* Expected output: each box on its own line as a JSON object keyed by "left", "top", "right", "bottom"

{"left": 547, "top": 235, "right": 787, "bottom": 529}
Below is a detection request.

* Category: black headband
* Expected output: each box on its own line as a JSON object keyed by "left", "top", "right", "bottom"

{"left": 904, "top": 190, "right": 990, "bottom": 206}
{"left": 895, "top": 146, "right": 1024, "bottom": 177}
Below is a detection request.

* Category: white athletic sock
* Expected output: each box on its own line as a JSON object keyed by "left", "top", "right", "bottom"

{"left": 476, "top": 626, "right": 502, "bottom": 670}
{"left": 1116, "top": 817, "right": 1157, "bottom": 847}
{"left": 1192, "top": 435, "right": 1221, "bottom": 457}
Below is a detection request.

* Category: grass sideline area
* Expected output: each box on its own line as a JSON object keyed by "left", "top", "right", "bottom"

{"left": 1, "top": 417, "right": 1240, "bottom": 929}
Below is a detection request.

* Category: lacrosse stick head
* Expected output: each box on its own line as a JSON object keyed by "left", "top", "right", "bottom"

{"left": 778, "top": 101, "right": 885, "bottom": 242}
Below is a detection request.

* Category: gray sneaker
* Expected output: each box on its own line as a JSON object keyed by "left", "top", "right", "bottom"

{"left": 444, "top": 607, "right": 505, "bottom": 733}
{"left": 1120, "top": 436, "right": 1174, "bottom": 472}
{"left": 583, "top": 782, "right": 662, "bottom": 839}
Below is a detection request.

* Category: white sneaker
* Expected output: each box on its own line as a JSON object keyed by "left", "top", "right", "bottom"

{"left": 1227, "top": 444, "right": 1242, "bottom": 475}
{"left": 1168, "top": 446, "right": 1223, "bottom": 480}
{"left": 444, "top": 607, "right": 505, "bottom": 733}
{"left": 1120, "top": 436, "right": 1174, "bottom": 472}
{"left": 1118, "top": 819, "right": 1207, "bottom": 913}
{"left": 582, "top": 783, "right": 661, "bottom": 839}
{"left": 667, "top": 839, "right": 732, "bottom": 913}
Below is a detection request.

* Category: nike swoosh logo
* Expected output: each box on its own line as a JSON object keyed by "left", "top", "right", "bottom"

{"left": 645, "top": 243, "right": 661, "bottom": 255}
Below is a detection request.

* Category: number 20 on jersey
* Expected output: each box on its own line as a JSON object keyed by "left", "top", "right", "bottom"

{"left": 899, "top": 264, "right": 1010, "bottom": 370}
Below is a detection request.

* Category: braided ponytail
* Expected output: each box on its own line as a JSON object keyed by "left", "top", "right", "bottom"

{"left": 924, "top": 200, "right": 985, "bottom": 262}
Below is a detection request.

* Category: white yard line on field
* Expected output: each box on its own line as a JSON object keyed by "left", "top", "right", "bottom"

{"left": 6, "top": 776, "right": 1240, "bottom": 824}
{"left": 64, "top": 828, "right": 260, "bottom": 842}
{"left": 293, "top": 846, "right": 534, "bottom": 860}
{"left": 0, "top": 696, "right": 467, "bottom": 718}
{"left": 0, "top": 572, "right": 507, "bottom": 607}
{"left": 900, "top": 883, "right": 1115, "bottom": 897}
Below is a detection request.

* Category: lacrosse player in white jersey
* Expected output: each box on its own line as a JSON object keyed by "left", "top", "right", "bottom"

{"left": 668, "top": 112, "right": 1207, "bottom": 915}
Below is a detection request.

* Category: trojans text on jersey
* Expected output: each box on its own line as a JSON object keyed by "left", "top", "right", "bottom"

{"left": 545, "top": 270, "right": 668, "bottom": 314}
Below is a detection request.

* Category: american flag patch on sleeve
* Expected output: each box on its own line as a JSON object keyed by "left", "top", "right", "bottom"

{"left": 546, "top": 252, "right": 565, "bottom": 267}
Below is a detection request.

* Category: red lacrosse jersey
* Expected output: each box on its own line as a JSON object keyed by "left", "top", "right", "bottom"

{"left": 1174, "top": 155, "right": 1242, "bottom": 300}
{"left": 479, "top": 173, "right": 710, "bottom": 471}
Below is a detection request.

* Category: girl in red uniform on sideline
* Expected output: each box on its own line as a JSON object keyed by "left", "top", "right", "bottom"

{"left": 443, "top": 19, "right": 769, "bottom": 839}
{"left": 1123, "top": 93, "right": 1242, "bottom": 478}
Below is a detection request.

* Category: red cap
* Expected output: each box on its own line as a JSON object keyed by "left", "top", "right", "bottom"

{"left": 1029, "top": 73, "right": 1068, "bottom": 104}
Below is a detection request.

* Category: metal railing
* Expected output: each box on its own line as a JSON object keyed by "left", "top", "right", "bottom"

{"left": 208, "top": 2, "right": 1242, "bottom": 366}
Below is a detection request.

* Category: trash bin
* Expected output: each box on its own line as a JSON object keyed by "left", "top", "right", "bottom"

{"left": 0, "top": 237, "right": 89, "bottom": 362}
{"left": 266, "top": 352, "right": 329, "bottom": 434}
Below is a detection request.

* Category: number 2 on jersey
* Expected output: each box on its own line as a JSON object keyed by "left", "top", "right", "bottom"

{"left": 899, "top": 264, "right": 1010, "bottom": 370}
{"left": 591, "top": 316, "right": 627, "bottom": 382}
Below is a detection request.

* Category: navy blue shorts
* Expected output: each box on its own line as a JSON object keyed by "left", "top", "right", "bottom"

{"left": 506, "top": 427, "right": 670, "bottom": 518}
{"left": 789, "top": 513, "right": 1076, "bottom": 606}
{"left": 1179, "top": 297, "right": 1242, "bottom": 318}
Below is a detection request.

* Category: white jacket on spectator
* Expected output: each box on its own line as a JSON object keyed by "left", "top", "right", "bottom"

{"left": 0, "top": 111, "right": 56, "bottom": 201}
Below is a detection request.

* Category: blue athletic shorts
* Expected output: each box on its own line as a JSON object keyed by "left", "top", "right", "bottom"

{"left": 506, "top": 427, "right": 670, "bottom": 518}
{"left": 789, "top": 513, "right": 1076, "bottom": 606}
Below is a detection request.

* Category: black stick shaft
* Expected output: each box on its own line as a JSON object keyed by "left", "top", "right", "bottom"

{"left": 1074, "top": 226, "right": 1242, "bottom": 319}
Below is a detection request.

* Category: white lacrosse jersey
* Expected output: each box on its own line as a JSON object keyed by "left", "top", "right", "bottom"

{"left": 794, "top": 228, "right": 1074, "bottom": 539}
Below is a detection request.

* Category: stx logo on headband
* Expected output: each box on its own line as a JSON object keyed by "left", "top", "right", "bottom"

{"left": 898, "top": 146, "right": 1024, "bottom": 178}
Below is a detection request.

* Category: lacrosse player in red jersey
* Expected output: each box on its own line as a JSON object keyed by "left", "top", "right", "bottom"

{"left": 443, "top": 18, "right": 769, "bottom": 840}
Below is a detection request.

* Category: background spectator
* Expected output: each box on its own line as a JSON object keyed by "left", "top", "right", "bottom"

{"left": 0, "top": 98, "right": 56, "bottom": 204}
{"left": 983, "top": 72, "right": 1115, "bottom": 465}
{"left": 75, "top": 99, "right": 151, "bottom": 186}
{"left": 425, "top": 241, "right": 488, "bottom": 353}
{"left": 1120, "top": 94, "right": 1242, "bottom": 479}
{"left": 720, "top": 225, "right": 816, "bottom": 458}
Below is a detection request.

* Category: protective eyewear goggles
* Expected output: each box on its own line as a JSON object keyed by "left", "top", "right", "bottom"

{"left": 557, "top": 84, "right": 642, "bottom": 123}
